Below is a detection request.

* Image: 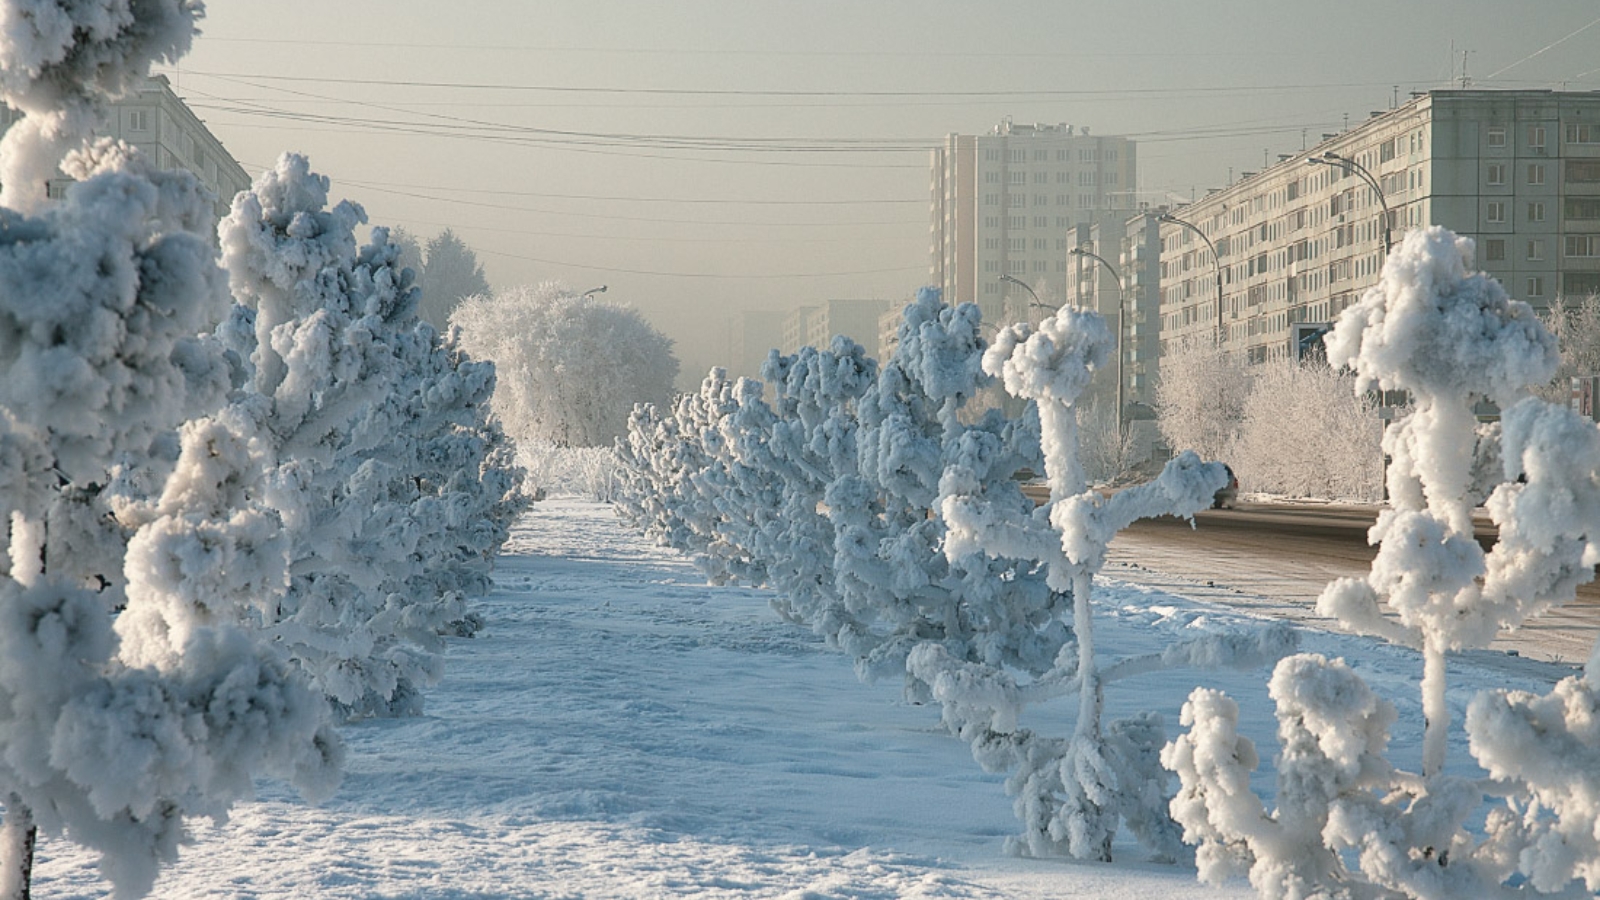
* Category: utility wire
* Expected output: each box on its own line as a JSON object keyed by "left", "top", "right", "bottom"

{"left": 1484, "top": 13, "right": 1600, "bottom": 80}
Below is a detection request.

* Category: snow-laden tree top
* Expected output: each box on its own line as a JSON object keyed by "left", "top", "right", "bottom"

{"left": 1324, "top": 226, "right": 1557, "bottom": 407}
{"left": 0, "top": 0, "right": 203, "bottom": 211}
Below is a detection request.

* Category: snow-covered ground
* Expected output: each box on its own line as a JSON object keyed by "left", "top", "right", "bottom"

{"left": 32, "top": 499, "right": 1575, "bottom": 898}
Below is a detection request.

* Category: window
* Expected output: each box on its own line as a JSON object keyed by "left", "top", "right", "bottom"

{"left": 1527, "top": 276, "right": 1545, "bottom": 298}
{"left": 983, "top": 281, "right": 999, "bottom": 296}
{"left": 1033, "top": 216, "right": 1048, "bottom": 227}
{"left": 1033, "top": 238, "right": 1048, "bottom": 250}
{"left": 1105, "top": 172, "right": 1118, "bottom": 186}
{"left": 1571, "top": 160, "right": 1600, "bottom": 183}
{"left": 1009, "top": 148, "right": 1026, "bottom": 163}
{"left": 1034, "top": 194, "right": 1048, "bottom": 207}
{"left": 1568, "top": 198, "right": 1600, "bottom": 220}
{"left": 1079, "top": 172, "right": 1096, "bottom": 186}
{"left": 1056, "top": 149, "right": 1069, "bottom": 162}
{"left": 1105, "top": 148, "right": 1118, "bottom": 161}
{"left": 1033, "top": 171, "right": 1049, "bottom": 184}
{"left": 984, "top": 171, "right": 1001, "bottom": 184}
{"left": 984, "top": 237, "right": 1000, "bottom": 250}
{"left": 1008, "top": 171, "right": 1026, "bottom": 185}
{"left": 1008, "top": 238, "right": 1025, "bottom": 251}
{"left": 1528, "top": 239, "right": 1545, "bottom": 261}
{"left": 1486, "top": 163, "right": 1506, "bottom": 185}
{"left": 1528, "top": 201, "right": 1545, "bottom": 223}
{"left": 1008, "top": 259, "right": 1026, "bottom": 274}
{"left": 1034, "top": 149, "right": 1048, "bottom": 162}
{"left": 984, "top": 148, "right": 1001, "bottom": 162}
{"left": 1007, "top": 215, "right": 1025, "bottom": 229}
{"left": 1530, "top": 125, "right": 1547, "bottom": 149}
{"left": 1056, "top": 194, "right": 1069, "bottom": 206}
{"left": 1484, "top": 239, "right": 1506, "bottom": 261}
{"left": 1488, "top": 126, "right": 1507, "bottom": 147}
{"left": 1056, "top": 171, "right": 1069, "bottom": 183}
{"left": 1565, "top": 235, "right": 1600, "bottom": 257}
{"left": 1569, "top": 123, "right": 1599, "bottom": 144}
{"left": 128, "top": 109, "right": 149, "bottom": 131}
{"left": 1008, "top": 194, "right": 1025, "bottom": 208}
{"left": 1380, "top": 138, "right": 1397, "bottom": 162}
{"left": 983, "top": 260, "right": 999, "bottom": 273}
{"left": 1055, "top": 217, "right": 1069, "bottom": 227}
{"left": 1528, "top": 164, "right": 1546, "bottom": 186}
{"left": 984, "top": 194, "right": 999, "bottom": 206}
{"left": 984, "top": 216, "right": 1000, "bottom": 228}
{"left": 1486, "top": 201, "right": 1506, "bottom": 223}
{"left": 1033, "top": 260, "right": 1048, "bottom": 273}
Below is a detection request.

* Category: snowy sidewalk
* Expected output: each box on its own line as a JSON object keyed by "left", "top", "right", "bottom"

{"left": 33, "top": 500, "right": 1570, "bottom": 898}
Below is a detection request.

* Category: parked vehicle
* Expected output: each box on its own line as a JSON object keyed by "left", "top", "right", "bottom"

{"left": 1213, "top": 464, "right": 1239, "bottom": 509}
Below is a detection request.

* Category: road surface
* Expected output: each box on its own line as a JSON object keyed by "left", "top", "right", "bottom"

{"left": 1096, "top": 500, "right": 1600, "bottom": 668}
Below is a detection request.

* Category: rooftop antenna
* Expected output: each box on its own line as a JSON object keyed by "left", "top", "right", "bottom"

{"left": 1460, "top": 50, "right": 1473, "bottom": 88}
{"left": 1393, "top": 84, "right": 1400, "bottom": 107}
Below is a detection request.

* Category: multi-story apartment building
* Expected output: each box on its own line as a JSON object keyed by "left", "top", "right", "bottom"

{"left": 781, "top": 299, "right": 893, "bottom": 358}
{"left": 1, "top": 74, "right": 249, "bottom": 216}
{"left": 1081, "top": 207, "right": 1166, "bottom": 417}
{"left": 930, "top": 119, "right": 1137, "bottom": 326}
{"left": 1156, "top": 89, "right": 1600, "bottom": 366}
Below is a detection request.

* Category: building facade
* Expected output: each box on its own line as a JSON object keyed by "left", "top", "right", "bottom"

{"left": 1081, "top": 207, "right": 1166, "bottom": 416}
{"left": 930, "top": 119, "right": 1137, "bottom": 326}
{"left": 0, "top": 75, "right": 250, "bottom": 216}
{"left": 781, "top": 299, "right": 893, "bottom": 358}
{"left": 1156, "top": 90, "right": 1600, "bottom": 366}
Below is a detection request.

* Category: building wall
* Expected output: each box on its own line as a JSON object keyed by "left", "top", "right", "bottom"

{"left": 1155, "top": 90, "right": 1600, "bottom": 367}
{"left": 931, "top": 120, "right": 1137, "bottom": 327}
{"left": 23, "top": 75, "right": 250, "bottom": 217}
{"left": 732, "top": 309, "right": 787, "bottom": 381}
{"left": 1082, "top": 208, "right": 1166, "bottom": 416}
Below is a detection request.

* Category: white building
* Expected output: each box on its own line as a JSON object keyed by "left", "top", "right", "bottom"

{"left": 781, "top": 299, "right": 893, "bottom": 358}
{"left": 1, "top": 75, "right": 250, "bottom": 216}
{"left": 930, "top": 119, "right": 1137, "bottom": 326}
{"left": 1156, "top": 89, "right": 1599, "bottom": 366}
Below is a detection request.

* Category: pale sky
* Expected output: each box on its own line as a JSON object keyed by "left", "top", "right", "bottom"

{"left": 163, "top": 1, "right": 1600, "bottom": 380}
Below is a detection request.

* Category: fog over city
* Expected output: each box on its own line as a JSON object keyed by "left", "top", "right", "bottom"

{"left": 165, "top": 1, "right": 1600, "bottom": 384}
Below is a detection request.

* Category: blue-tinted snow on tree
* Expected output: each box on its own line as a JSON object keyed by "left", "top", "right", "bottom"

{"left": 0, "top": 3, "right": 522, "bottom": 898}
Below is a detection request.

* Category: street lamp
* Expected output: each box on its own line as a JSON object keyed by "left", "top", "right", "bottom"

{"left": 1070, "top": 246, "right": 1127, "bottom": 431}
{"left": 581, "top": 285, "right": 608, "bottom": 300}
{"left": 1158, "top": 212, "right": 1225, "bottom": 342}
{"left": 998, "top": 274, "right": 1057, "bottom": 315}
{"left": 1308, "top": 151, "right": 1392, "bottom": 256}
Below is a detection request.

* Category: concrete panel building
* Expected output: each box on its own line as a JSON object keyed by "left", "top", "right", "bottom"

{"left": 1156, "top": 90, "right": 1600, "bottom": 366}
{"left": 781, "top": 299, "right": 893, "bottom": 358}
{"left": 930, "top": 119, "right": 1137, "bottom": 326}
{"left": 0, "top": 75, "right": 250, "bottom": 217}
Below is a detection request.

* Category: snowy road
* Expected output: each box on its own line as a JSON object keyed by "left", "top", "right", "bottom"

{"left": 30, "top": 499, "right": 1575, "bottom": 898}
{"left": 1108, "top": 501, "right": 1600, "bottom": 667}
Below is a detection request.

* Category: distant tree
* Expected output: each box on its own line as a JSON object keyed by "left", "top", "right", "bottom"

{"left": 1231, "top": 359, "right": 1385, "bottom": 501}
{"left": 389, "top": 224, "right": 427, "bottom": 301}
{"left": 1153, "top": 334, "right": 1250, "bottom": 463}
{"left": 419, "top": 229, "right": 490, "bottom": 331}
{"left": 1537, "top": 292, "right": 1600, "bottom": 403}
{"left": 452, "top": 282, "right": 679, "bottom": 448}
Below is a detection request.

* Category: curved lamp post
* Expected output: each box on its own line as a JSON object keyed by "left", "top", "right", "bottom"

{"left": 1308, "top": 152, "right": 1392, "bottom": 256}
{"left": 998, "top": 273, "right": 1057, "bottom": 317}
{"left": 1070, "top": 246, "right": 1126, "bottom": 431}
{"left": 581, "top": 285, "right": 608, "bottom": 300}
{"left": 1158, "top": 212, "right": 1225, "bottom": 342}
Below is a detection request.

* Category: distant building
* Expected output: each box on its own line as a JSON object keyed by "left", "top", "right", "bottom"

{"left": 731, "top": 309, "right": 787, "bottom": 381}
{"left": 1081, "top": 207, "right": 1166, "bottom": 417}
{"left": 1, "top": 75, "right": 249, "bottom": 216}
{"left": 781, "top": 299, "right": 893, "bottom": 357}
{"left": 930, "top": 119, "right": 1138, "bottom": 327}
{"left": 1156, "top": 89, "right": 1598, "bottom": 366}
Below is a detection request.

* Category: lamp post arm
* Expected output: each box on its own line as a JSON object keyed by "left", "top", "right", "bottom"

{"left": 1159, "top": 213, "right": 1225, "bottom": 340}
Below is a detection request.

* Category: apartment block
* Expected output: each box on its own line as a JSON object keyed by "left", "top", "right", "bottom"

{"left": 1156, "top": 90, "right": 1600, "bottom": 366}
{"left": 781, "top": 299, "right": 893, "bottom": 358}
{"left": 930, "top": 119, "right": 1137, "bottom": 326}
{"left": 2, "top": 75, "right": 250, "bottom": 216}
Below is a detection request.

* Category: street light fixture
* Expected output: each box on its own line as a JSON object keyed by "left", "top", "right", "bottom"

{"left": 1070, "top": 246, "right": 1128, "bottom": 432}
{"left": 1307, "top": 152, "right": 1393, "bottom": 256}
{"left": 1157, "top": 212, "right": 1225, "bottom": 342}
{"left": 998, "top": 274, "right": 1057, "bottom": 313}
{"left": 581, "top": 285, "right": 608, "bottom": 300}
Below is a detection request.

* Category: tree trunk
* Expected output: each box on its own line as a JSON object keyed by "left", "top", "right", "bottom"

{"left": 1, "top": 796, "right": 35, "bottom": 900}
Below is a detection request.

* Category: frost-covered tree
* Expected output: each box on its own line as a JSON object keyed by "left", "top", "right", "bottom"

{"left": 1232, "top": 359, "right": 1386, "bottom": 501}
{"left": 419, "top": 228, "right": 489, "bottom": 331}
{"left": 932, "top": 305, "right": 1292, "bottom": 862}
{"left": 0, "top": 5, "right": 340, "bottom": 897}
{"left": 453, "top": 282, "right": 679, "bottom": 449}
{"left": 1077, "top": 393, "right": 1142, "bottom": 487}
{"left": 219, "top": 154, "right": 518, "bottom": 717}
{"left": 1536, "top": 291, "right": 1600, "bottom": 404}
{"left": 1166, "top": 227, "right": 1600, "bottom": 898}
{"left": 1153, "top": 333, "right": 1249, "bottom": 464}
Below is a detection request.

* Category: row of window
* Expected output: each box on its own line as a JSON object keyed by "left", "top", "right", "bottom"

{"left": 983, "top": 237, "right": 1073, "bottom": 251}
{"left": 1485, "top": 162, "right": 1546, "bottom": 186}
{"left": 1483, "top": 200, "right": 1548, "bottom": 223}
{"left": 982, "top": 170, "right": 1118, "bottom": 186}
{"left": 983, "top": 215, "right": 1072, "bottom": 229}
{"left": 981, "top": 259, "right": 1069, "bottom": 274}
{"left": 982, "top": 193, "right": 1109, "bottom": 209}
{"left": 982, "top": 146, "right": 1121, "bottom": 163}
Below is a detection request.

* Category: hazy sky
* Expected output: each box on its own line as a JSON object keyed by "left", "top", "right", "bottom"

{"left": 163, "top": 1, "right": 1600, "bottom": 379}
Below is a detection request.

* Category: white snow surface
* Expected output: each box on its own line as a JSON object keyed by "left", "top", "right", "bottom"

{"left": 29, "top": 499, "right": 1571, "bottom": 898}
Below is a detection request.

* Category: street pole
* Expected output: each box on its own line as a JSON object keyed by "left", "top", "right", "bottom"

{"left": 998, "top": 274, "right": 1056, "bottom": 323}
{"left": 1070, "top": 246, "right": 1124, "bottom": 432}
{"left": 581, "top": 285, "right": 608, "bottom": 300}
{"left": 1158, "top": 212, "right": 1224, "bottom": 343}
{"left": 1308, "top": 152, "right": 1393, "bottom": 256}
